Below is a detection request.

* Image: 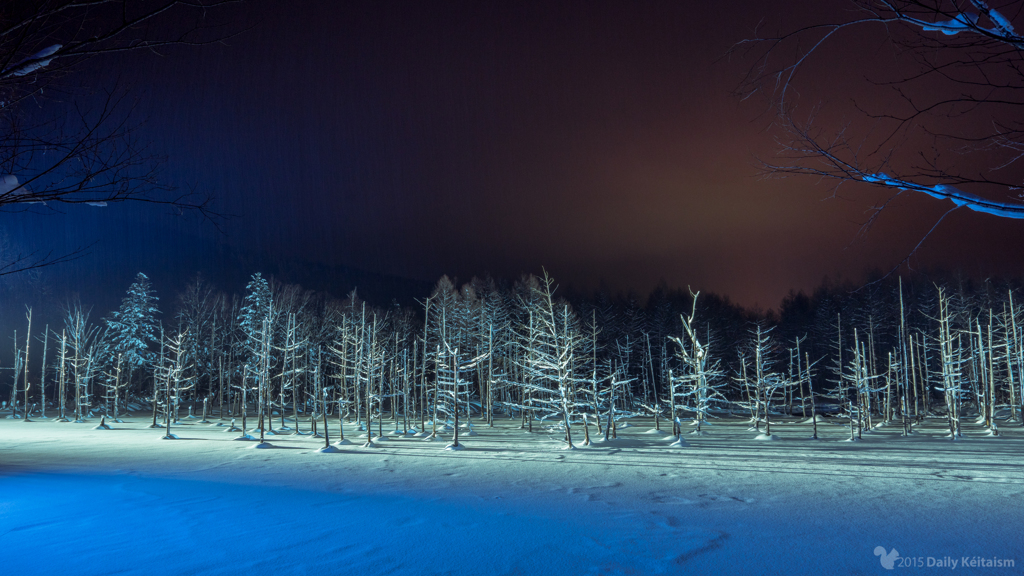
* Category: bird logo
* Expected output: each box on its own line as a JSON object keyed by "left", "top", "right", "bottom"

{"left": 874, "top": 546, "right": 900, "bottom": 570}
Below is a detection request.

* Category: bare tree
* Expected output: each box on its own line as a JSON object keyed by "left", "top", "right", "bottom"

{"left": 746, "top": 323, "right": 791, "bottom": 439}
{"left": 176, "top": 274, "right": 218, "bottom": 413}
{"left": 516, "top": 271, "right": 586, "bottom": 450}
{"left": 158, "top": 328, "right": 190, "bottom": 440}
{"left": 738, "top": 1, "right": 1024, "bottom": 264}
{"left": 669, "top": 290, "right": 725, "bottom": 439}
{"left": 59, "top": 299, "right": 106, "bottom": 424}
{"left": 0, "top": 1, "right": 247, "bottom": 273}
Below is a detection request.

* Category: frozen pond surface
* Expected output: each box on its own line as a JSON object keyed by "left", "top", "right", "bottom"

{"left": 2, "top": 473, "right": 722, "bottom": 575}
{"left": 1, "top": 414, "right": 1021, "bottom": 574}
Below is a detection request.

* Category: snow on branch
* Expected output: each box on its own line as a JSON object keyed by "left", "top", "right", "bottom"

{"left": 893, "top": 0, "right": 1021, "bottom": 44}
{"left": 859, "top": 172, "right": 1024, "bottom": 219}
{"left": 0, "top": 44, "right": 61, "bottom": 78}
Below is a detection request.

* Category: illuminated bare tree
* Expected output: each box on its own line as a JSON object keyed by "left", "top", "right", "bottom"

{"left": 514, "top": 272, "right": 586, "bottom": 450}
{"left": 935, "top": 286, "right": 967, "bottom": 439}
{"left": 158, "top": 328, "right": 190, "bottom": 440}
{"left": 669, "top": 290, "right": 725, "bottom": 438}
{"left": 424, "top": 276, "right": 458, "bottom": 441}
{"left": 99, "top": 353, "right": 127, "bottom": 424}
{"left": 56, "top": 300, "right": 107, "bottom": 423}
{"left": 745, "top": 323, "right": 792, "bottom": 440}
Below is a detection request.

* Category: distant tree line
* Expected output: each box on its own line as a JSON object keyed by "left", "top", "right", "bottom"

{"left": 3, "top": 268, "right": 1022, "bottom": 446}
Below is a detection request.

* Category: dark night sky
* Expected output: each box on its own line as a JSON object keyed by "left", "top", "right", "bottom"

{"left": 6, "top": 0, "right": 1024, "bottom": 310}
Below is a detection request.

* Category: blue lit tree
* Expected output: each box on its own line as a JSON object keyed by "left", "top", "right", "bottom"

{"left": 237, "top": 273, "right": 273, "bottom": 440}
{"left": 106, "top": 272, "right": 159, "bottom": 391}
{"left": 669, "top": 290, "right": 725, "bottom": 440}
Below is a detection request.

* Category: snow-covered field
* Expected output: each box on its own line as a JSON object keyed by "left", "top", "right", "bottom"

{"left": 1, "top": 412, "right": 1021, "bottom": 575}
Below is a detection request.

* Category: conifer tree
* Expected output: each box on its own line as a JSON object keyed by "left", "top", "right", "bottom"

{"left": 106, "top": 272, "right": 160, "bottom": 390}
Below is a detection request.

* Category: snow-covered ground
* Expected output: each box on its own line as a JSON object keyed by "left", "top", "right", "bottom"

{"left": 1, "top": 411, "right": 1021, "bottom": 575}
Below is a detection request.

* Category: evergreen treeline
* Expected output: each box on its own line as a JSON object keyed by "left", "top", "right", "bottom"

{"left": 3, "top": 269, "right": 1022, "bottom": 445}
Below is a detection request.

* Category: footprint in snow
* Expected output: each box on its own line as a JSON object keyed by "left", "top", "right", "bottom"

{"left": 586, "top": 482, "right": 621, "bottom": 490}
{"left": 698, "top": 494, "right": 754, "bottom": 504}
